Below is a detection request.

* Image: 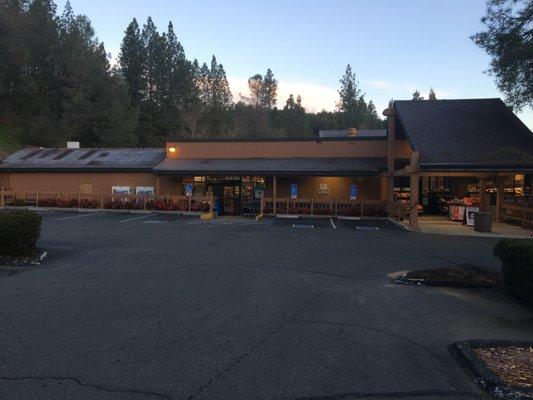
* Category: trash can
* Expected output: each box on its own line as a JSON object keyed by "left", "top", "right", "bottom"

{"left": 474, "top": 212, "right": 492, "bottom": 232}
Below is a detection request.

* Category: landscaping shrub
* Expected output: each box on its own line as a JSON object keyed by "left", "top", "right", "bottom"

{"left": 0, "top": 210, "right": 42, "bottom": 257}
{"left": 494, "top": 239, "right": 533, "bottom": 309}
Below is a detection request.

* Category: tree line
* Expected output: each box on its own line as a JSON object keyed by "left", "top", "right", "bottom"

{"left": 0, "top": 0, "right": 384, "bottom": 148}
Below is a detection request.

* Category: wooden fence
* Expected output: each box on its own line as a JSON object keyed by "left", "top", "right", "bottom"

{"left": 0, "top": 190, "right": 214, "bottom": 213}
{"left": 499, "top": 200, "right": 533, "bottom": 228}
{"left": 263, "top": 197, "right": 387, "bottom": 217}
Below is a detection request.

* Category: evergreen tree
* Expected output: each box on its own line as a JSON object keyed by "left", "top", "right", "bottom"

{"left": 119, "top": 18, "right": 145, "bottom": 105}
{"left": 428, "top": 87, "right": 437, "bottom": 100}
{"left": 337, "top": 64, "right": 361, "bottom": 114}
{"left": 412, "top": 90, "right": 424, "bottom": 100}
{"left": 247, "top": 74, "right": 262, "bottom": 107}
{"left": 283, "top": 94, "right": 307, "bottom": 136}
{"left": 260, "top": 68, "right": 277, "bottom": 109}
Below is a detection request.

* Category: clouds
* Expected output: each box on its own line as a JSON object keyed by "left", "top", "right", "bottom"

{"left": 228, "top": 76, "right": 338, "bottom": 112}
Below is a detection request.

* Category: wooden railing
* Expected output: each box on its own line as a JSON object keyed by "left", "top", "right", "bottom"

{"left": 387, "top": 201, "right": 407, "bottom": 220}
{"left": 499, "top": 200, "right": 533, "bottom": 228}
{"left": 263, "top": 197, "right": 387, "bottom": 217}
{"left": 0, "top": 190, "right": 214, "bottom": 213}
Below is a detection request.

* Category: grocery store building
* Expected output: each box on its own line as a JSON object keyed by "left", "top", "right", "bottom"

{"left": 1, "top": 98, "right": 532, "bottom": 228}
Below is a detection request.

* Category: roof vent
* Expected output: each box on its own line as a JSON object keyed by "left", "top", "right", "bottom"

{"left": 348, "top": 127, "right": 358, "bottom": 137}
{"left": 67, "top": 141, "right": 80, "bottom": 149}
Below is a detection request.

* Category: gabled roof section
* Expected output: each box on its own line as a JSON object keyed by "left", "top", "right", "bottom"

{"left": 394, "top": 98, "right": 533, "bottom": 168}
{"left": 0, "top": 148, "right": 165, "bottom": 172}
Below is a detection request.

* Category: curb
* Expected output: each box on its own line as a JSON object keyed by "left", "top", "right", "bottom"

{"left": 0, "top": 249, "right": 48, "bottom": 267}
{"left": 449, "top": 340, "right": 533, "bottom": 400}
{"left": 393, "top": 274, "right": 500, "bottom": 289}
{"left": 6, "top": 206, "right": 203, "bottom": 216}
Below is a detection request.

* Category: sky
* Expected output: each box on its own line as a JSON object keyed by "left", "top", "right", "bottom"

{"left": 56, "top": 0, "right": 533, "bottom": 129}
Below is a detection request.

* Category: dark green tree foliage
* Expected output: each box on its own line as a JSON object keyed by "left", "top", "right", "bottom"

{"left": 412, "top": 90, "right": 424, "bottom": 100}
{"left": 0, "top": 1, "right": 385, "bottom": 145}
{"left": 472, "top": 0, "right": 532, "bottom": 110}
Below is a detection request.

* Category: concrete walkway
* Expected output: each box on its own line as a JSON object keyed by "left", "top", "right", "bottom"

{"left": 403, "top": 215, "right": 533, "bottom": 239}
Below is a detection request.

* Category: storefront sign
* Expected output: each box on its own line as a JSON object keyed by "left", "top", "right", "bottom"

{"left": 318, "top": 183, "right": 329, "bottom": 195}
{"left": 350, "top": 184, "right": 358, "bottom": 200}
{"left": 465, "top": 207, "right": 479, "bottom": 227}
{"left": 290, "top": 183, "right": 298, "bottom": 199}
{"left": 185, "top": 183, "right": 193, "bottom": 197}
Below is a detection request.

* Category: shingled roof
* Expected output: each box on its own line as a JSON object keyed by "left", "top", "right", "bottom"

{"left": 394, "top": 98, "right": 533, "bottom": 170}
{"left": 0, "top": 148, "right": 165, "bottom": 172}
{"left": 153, "top": 157, "right": 389, "bottom": 176}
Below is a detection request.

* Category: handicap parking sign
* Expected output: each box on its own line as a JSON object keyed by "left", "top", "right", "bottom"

{"left": 185, "top": 183, "right": 193, "bottom": 196}
{"left": 290, "top": 183, "right": 298, "bottom": 199}
{"left": 350, "top": 184, "right": 358, "bottom": 200}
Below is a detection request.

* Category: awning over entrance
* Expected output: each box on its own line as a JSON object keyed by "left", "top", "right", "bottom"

{"left": 153, "top": 157, "right": 388, "bottom": 176}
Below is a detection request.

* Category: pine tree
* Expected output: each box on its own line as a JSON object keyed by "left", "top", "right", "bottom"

{"left": 412, "top": 90, "right": 424, "bottom": 100}
{"left": 119, "top": 18, "right": 145, "bottom": 105}
{"left": 260, "top": 68, "right": 277, "bottom": 109}
{"left": 337, "top": 64, "right": 361, "bottom": 114}
{"left": 428, "top": 87, "right": 437, "bottom": 100}
{"left": 248, "top": 74, "right": 262, "bottom": 107}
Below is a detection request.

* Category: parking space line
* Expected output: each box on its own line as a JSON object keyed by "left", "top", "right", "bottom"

{"left": 119, "top": 214, "right": 154, "bottom": 223}
{"left": 57, "top": 212, "right": 106, "bottom": 221}
{"left": 329, "top": 218, "right": 336, "bottom": 229}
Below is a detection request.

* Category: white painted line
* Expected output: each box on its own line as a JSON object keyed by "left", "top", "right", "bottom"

{"left": 276, "top": 214, "right": 299, "bottom": 219}
{"left": 292, "top": 224, "right": 314, "bottom": 229}
{"left": 143, "top": 220, "right": 168, "bottom": 224}
{"left": 356, "top": 226, "right": 380, "bottom": 231}
{"left": 57, "top": 212, "right": 106, "bottom": 220}
{"left": 329, "top": 218, "right": 337, "bottom": 229}
{"left": 119, "top": 214, "right": 155, "bottom": 223}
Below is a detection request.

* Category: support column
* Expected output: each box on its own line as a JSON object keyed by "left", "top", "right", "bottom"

{"left": 479, "top": 177, "right": 488, "bottom": 212}
{"left": 273, "top": 176, "right": 277, "bottom": 214}
{"left": 409, "top": 173, "right": 420, "bottom": 229}
{"left": 496, "top": 175, "right": 504, "bottom": 222}
{"left": 155, "top": 175, "right": 160, "bottom": 199}
{"left": 383, "top": 106, "right": 396, "bottom": 214}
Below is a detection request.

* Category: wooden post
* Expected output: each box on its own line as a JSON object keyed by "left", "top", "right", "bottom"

{"left": 100, "top": 193, "right": 104, "bottom": 209}
{"left": 496, "top": 175, "right": 504, "bottom": 222}
{"left": 273, "top": 177, "right": 277, "bottom": 214}
{"left": 260, "top": 193, "right": 265, "bottom": 215}
{"left": 479, "top": 178, "right": 488, "bottom": 212}
{"left": 360, "top": 196, "right": 364, "bottom": 218}
{"left": 523, "top": 202, "right": 526, "bottom": 228}
{"left": 383, "top": 106, "right": 396, "bottom": 215}
{"left": 77, "top": 192, "right": 81, "bottom": 207}
{"left": 286, "top": 196, "right": 289, "bottom": 214}
{"left": 209, "top": 191, "right": 214, "bottom": 213}
{"left": 311, "top": 197, "right": 314, "bottom": 215}
{"left": 0, "top": 188, "right": 4, "bottom": 208}
{"left": 334, "top": 199, "right": 337, "bottom": 216}
{"left": 36, "top": 191, "right": 39, "bottom": 207}
{"left": 155, "top": 175, "right": 160, "bottom": 200}
{"left": 188, "top": 196, "right": 191, "bottom": 212}
{"left": 409, "top": 173, "right": 420, "bottom": 229}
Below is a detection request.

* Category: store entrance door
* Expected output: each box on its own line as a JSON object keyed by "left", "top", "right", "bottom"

{"left": 223, "top": 184, "right": 241, "bottom": 215}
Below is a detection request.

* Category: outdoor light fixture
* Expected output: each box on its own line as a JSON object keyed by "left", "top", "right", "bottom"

{"left": 168, "top": 146, "right": 176, "bottom": 153}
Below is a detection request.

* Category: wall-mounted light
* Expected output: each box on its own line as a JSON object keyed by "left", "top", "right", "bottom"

{"left": 168, "top": 146, "right": 176, "bottom": 154}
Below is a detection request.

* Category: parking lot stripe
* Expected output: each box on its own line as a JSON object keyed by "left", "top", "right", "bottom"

{"left": 329, "top": 218, "right": 336, "bottom": 229}
{"left": 119, "top": 214, "right": 154, "bottom": 223}
{"left": 57, "top": 212, "right": 106, "bottom": 220}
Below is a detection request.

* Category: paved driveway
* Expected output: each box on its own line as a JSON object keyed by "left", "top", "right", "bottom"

{"left": 1, "top": 212, "right": 532, "bottom": 400}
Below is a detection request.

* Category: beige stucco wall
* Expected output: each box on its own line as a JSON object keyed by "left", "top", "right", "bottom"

{"left": 166, "top": 139, "right": 412, "bottom": 160}
{"left": 264, "top": 176, "right": 382, "bottom": 200}
{"left": 4, "top": 172, "right": 156, "bottom": 194}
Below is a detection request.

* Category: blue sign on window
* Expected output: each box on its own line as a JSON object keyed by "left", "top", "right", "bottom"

{"left": 350, "top": 184, "right": 358, "bottom": 200}
{"left": 185, "top": 183, "right": 193, "bottom": 196}
{"left": 290, "top": 183, "right": 298, "bottom": 199}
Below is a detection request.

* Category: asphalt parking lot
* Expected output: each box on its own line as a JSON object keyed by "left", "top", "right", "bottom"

{"left": 1, "top": 211, "right": 532, "bottom": 400}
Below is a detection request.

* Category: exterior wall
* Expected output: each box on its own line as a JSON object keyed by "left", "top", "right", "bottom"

{"left": 0, "top": 172, "right": 8, "bottom": 189}
{"left": 264, "top": 176, "right": 382, "bottom": 200}
{"left": 4, "top": 172, "right": 156, "bottom": 194}
{"left": 166, "top": 139, "right": 412, "bottom": 160}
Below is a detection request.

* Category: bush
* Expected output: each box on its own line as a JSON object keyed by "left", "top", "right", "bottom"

{"left": 494, "top": 239, "right": 533, "bottom": 309}
{"left": 0, "top": 210, "right": 42, "bottom": 257}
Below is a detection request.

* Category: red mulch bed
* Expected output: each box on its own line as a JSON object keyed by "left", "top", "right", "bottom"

{"left": 474, "top": 346, "right": 533, "bottom": 388}
{"left": 404, "top": 265, "right": 502, "bottom": 286}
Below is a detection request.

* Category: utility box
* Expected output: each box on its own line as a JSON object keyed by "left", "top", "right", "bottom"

{"left": 474, "top": 212, "right": 492, "bottom": 232}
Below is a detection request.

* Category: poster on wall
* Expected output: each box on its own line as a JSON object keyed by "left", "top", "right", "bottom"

{"left": 465, "top": 207, "right": 479, "bottom": 227}
{"left": 350, "top": 184, "right": 358, "bottom": 200}
{"left": 318, "top": 183, "right": 329, "bottom": 195}
{"left": 135, "top": 186, "right": 154, "bottom": 195}
{"left": 290, "top": 184, "right": 298, "bottom": 199}
{"left": 112, "top": 186, "right": 130, "bottom": 195}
